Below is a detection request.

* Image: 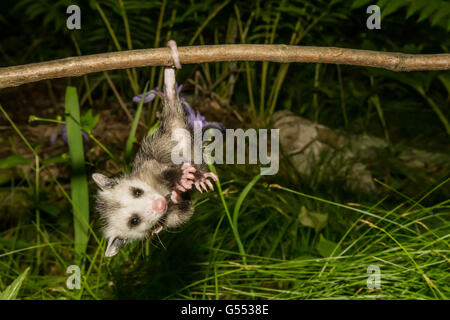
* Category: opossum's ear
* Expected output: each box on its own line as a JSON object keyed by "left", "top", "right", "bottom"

{"left": 92, "top": 173, "right": 116, "bottom": 190}
{"left": 105, "top": 237, "right": 126, "bottom": 257}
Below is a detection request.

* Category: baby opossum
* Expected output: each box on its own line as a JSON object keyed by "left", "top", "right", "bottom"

{"left": 93, "top": 57, "right": 218, "bottom": 257}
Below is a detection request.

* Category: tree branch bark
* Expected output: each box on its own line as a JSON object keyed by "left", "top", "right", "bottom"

{"left": 0, "top": 44, "right": 449, "bottom": 89}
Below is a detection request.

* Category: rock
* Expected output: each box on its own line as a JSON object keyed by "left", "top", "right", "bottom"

{"left": 273, "top": 110, "right": 450, "bottom": 194}
{"left": 273, "top": 110, "right": 375, "bottom": 193}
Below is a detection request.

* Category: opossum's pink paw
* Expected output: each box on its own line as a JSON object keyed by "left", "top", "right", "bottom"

{"left": 171, "top": 190, "right": 181, "bottom": 204}
{"left": 181, "top": 163, "right": 196, "bottom": 175}
{"left": 194, "top": 172, "right": 219, "bottom": 192}
{"left": 178, "top": 163, "right": 196, "bottom": 191}
{"left": 180, "top": 178, "right": 194, "bottom": 189}
{"left": 176, "top": 183, "right": 186, "bottom": 192}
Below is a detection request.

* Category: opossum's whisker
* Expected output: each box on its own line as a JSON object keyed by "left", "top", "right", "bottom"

{"left": 155, "top": 233, "right": 166, "bottom": 250}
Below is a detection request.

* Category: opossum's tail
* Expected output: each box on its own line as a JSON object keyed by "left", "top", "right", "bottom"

{"left": 162, "top": 40, "right": 186, "bottom": 130}
{"left": 163, "top": 67, "right": 184, "bottom": 117}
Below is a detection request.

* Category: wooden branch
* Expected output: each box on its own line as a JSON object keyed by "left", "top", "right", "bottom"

{"left": 0, "top": 44, "right": 449, "bottom": 89}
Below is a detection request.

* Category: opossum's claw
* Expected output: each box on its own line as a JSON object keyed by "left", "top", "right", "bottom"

{"left": 191, "top": 172, "right": 218, "bottom": 193}
{"left": 205, "top": 179, "right": 214, "bottom": 191}
{"left": 177, "top": 164, "right": 218, "bottom": 194}
{"left": 195, "top": 181, "right": 203, "bottom": 193}
{"left": 203, "top": 172, "right": 219, "bottom": 182}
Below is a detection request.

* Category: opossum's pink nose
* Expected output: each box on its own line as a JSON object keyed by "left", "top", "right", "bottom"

{"left": 152, "top": 198, "right": 166, "bottom": 214}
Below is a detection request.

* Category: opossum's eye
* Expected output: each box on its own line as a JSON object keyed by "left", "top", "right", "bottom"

{"left": 131, "top": 187, "right": 144, "bottom": 198}
{"left": 128, "top": 214, "right": 141, "bottom": 228}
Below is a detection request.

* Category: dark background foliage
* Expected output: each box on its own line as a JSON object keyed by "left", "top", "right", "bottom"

{"left": 0, "top": 0, "right": 448, "bottom": 300}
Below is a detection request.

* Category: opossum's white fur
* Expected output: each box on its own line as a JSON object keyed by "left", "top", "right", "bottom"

{"left": 95, "top": 176, "right": 166, "bottom": 242}
{"left": 94, "top": 61, "right": 199, "bottom": 257}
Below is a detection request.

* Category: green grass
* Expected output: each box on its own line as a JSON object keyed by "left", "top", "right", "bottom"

{"left": 1, "top": 153, "right": 447, "bottom": 299}
{"left": 0, "top": 267, "right": 30, "bottom": 300}
{"left": 125, "top": 82, "right": 149, "bottom": 167}
{"left": 158, "top": 178, "right": 449, "bottom": 300}
{"left": 0, "top": 0, "right": 449, "bottom": 300}
{"left": 65, "top": 87, "right": 90, "bottom": 260}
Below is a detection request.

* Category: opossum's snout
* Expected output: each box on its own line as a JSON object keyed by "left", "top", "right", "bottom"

{"left": 152, "top": 197, "right": 166, "bottom": 214}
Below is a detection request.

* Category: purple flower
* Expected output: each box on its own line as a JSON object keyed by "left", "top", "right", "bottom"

{"left": 133, "top": 84, "right": 225, "bottom": 132}
{"left": 132, "top": 85, "right": 183, "bottom": 103}
{"left": 50, "top": 124, "right": 89, "bottom": 146}
{"left": 183, "top": 104, "right": 225, "bottom": 132}
{"left": 132, "top": 87, "right": 164, "bottom": 103}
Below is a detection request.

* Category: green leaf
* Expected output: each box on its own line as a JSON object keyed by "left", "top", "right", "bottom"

{"left": 65, "top": 86, "right": 90, "bottom": 260}
{"left": 431, "top": 5, "right": 450, "bottom": 26}
{"left": 316, "top": 234, "right": 342, "bottom": 258}
{"left": 382, "top": 0, "right": 405, "bottom": 17}
{"left": 42, "top": 155, "right": 69, "bottom": 166}
{"left": 0, "top": 155, "right": 32, "bottom": 169}
{"left": 81, "top": 108, "right": 100, "bottom": 132}
{"left": 0, "top": 267, "right": 30, "bottom": 300}
{"left": 417, "top": 2, "right": 439, "bottom": 23}
{"left": 298, "top": 206, "right": 329, "bottom": 232}
{"left": 351, "top": 0, "right": 372, "bottom": 9}
{"left": 406, "top": 1, "right": 426, "bottom": 19}
{"left": 438, "top": 74, "right": 450, "bottom": 96}
{"left": 38, "top": 203, "right": 60, "bottom": 217}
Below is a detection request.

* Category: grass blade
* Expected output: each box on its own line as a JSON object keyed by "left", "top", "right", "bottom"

{"left": 65, "top": 86, "right": 90, "bottom": 259}
{"left": 0, "top": 267, "right": 30, "bottom": 300}
{"left": 125, "top": 82, "right": 149, "bottom": 166}
{"left": 233, "top": 173, "right": 262, "bottom": 228}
